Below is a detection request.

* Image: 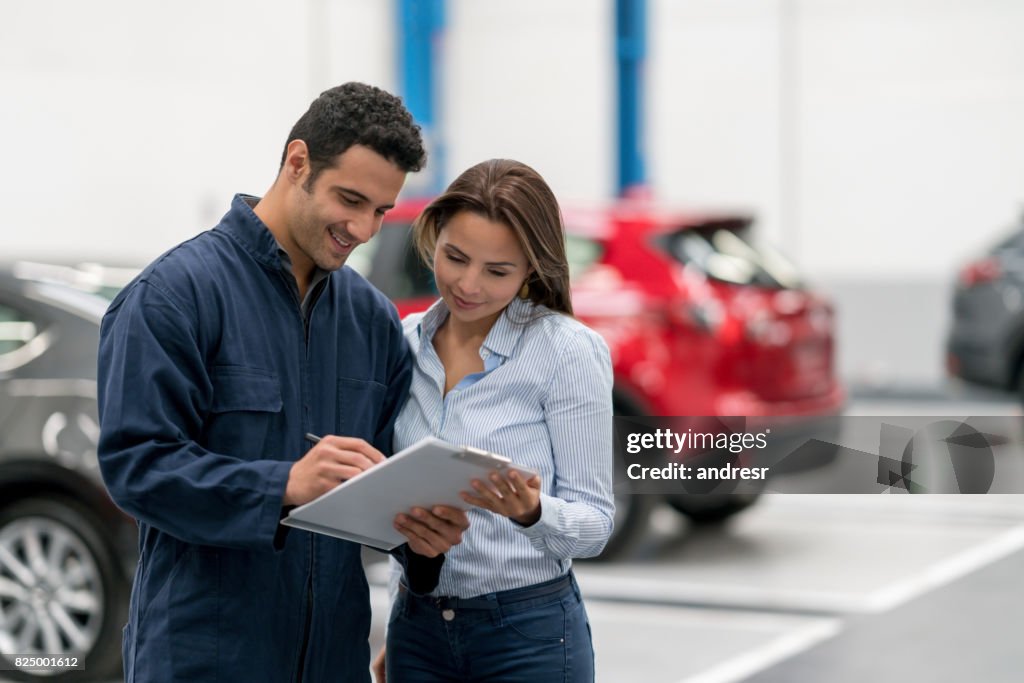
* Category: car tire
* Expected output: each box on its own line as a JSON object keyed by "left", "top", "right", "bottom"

{"left": 666, "top": 493, "right": 761, "bottom": 525}
{"left": 0, "top": 496, "right": 128, "bottom": 682}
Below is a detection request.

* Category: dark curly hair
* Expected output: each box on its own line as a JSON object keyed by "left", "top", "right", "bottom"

{"left": 280, "top": 82, "right": 426, "bottom": 189}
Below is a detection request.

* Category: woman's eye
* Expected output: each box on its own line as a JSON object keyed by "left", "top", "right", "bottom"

{"left": 489, "top": 270, "right": 509, "bottom": 278}
{"left": 446, "top": 254, "right": 465, "bottom": 263}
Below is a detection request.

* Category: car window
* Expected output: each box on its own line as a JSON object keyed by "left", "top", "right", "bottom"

{"left": 0, "top": 302, "right": 38, "bottom": 356}
{"left": 27, "top": 282, "right": 109, "bottom": 322}
{"left": 565, "top": 234, "right": 604, "bottom": 281}
{"left": 992, "top": 225, "right": 1024, "bottom": 253}
{"left": 660, "top": 224, "right": 802, "bottom": 289}
{"left": 351, "top": 223, "right": 437, "bottom": 300}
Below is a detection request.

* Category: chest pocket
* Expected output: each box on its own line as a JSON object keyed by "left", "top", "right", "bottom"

{"left": 337, "top": 377, "right": 387, "bottom": 444}
{"left": 204, "top": 366, "right": 283, "bottom": 459}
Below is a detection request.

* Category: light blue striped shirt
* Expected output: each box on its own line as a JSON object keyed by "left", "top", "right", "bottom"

{"left": 389, "top": 297, "right": 615, "bottom": 598}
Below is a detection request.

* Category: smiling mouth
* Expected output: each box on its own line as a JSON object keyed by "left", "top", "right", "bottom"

{"left": 328, "top": 227, "right": 353, "bottom": 251}
{"left": 453, "top": 294, "right": 482, "bottom": 308}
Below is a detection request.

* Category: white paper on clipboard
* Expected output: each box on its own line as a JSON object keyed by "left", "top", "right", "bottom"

{"left": 280, "top": 436, "right": 538, "bottom": 550}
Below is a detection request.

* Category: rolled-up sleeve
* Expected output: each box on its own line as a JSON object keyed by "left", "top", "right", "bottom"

{"left": 516, "top": 327, "right": 615, "bottom": 558}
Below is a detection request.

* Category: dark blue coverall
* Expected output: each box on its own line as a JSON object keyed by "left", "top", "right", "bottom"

{"left": 97, "top": 195, "right": 440, "bottom": 682}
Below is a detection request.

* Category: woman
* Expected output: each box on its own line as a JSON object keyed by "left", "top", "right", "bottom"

{"left": 376, "top": 159, "right": 614, "bottom": 682}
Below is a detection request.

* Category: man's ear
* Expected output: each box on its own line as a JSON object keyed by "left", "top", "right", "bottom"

{"left": 283, "top": 140, "right": 310, "bottom": 184}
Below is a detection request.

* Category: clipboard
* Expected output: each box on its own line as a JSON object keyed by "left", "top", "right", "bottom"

{"left": 281, "top": 436, "right": 538, "bottom": 550}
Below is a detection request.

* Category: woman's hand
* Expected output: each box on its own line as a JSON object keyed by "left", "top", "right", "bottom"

{"left": 462, "top": 470, "right": 542, "bottom": 526}
{"left": 394, "top": 505, "right": 470, "bottom": 557}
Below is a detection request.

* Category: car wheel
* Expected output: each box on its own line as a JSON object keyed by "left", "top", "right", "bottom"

{"left": 666, "top": 493, "right": 761, "bottom": 525}
{"left": 0, "top": 496, "right": 128, "bottom": 681}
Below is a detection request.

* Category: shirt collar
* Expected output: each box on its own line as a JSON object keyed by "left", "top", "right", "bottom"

{"left": 417, "top": 296, "right": 534, "bottom": 360}
{"left": 275, "top": 239, "right": 331, "bottom": 292}
{"left": 216, "top": 194, "right": 285, "bottom": 270}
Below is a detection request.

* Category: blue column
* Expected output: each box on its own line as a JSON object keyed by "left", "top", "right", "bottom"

{"left": 616, "top": 0, "right": 647, "bottom": 197}
{"left": 396, "top": 0, "right": 446, "bottom": 195}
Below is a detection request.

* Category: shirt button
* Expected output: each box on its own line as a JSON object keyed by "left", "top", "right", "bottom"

{"left": 442, "top": 609, "right": 455, "bottom": 621}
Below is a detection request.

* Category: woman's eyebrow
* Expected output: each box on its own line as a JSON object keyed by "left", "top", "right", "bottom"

{"left": 443, "top": 244, "right": 517, "bottom": 268}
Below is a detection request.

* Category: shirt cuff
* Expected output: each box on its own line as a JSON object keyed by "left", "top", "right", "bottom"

{"left": 514, "top": 493, "right": 563, "bottom": 539}
{"left": 390, "top": 544, "right": 446, "bottom": 595}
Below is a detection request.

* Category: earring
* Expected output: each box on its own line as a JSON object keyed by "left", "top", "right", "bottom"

{"left": 518, "top": 281, "right": 530, "bottom": 299}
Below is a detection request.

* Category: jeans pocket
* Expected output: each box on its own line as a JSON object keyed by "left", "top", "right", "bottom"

{"left": 501, "top": 598, "right": 567, "bottom": 642}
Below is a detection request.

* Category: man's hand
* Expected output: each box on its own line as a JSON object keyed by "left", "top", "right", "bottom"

{"left": 394, "top": 505, "right": 470, "bottom": 557}
{"left": 462, "top": 470, "right": 542, "bottom": 526}
{"left": 283, "top": 436, "right": 385, "bottom": 506}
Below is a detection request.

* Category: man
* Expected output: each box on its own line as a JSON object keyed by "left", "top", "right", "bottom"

{"left": 97, "top": 83, "right": 468, "bottom": 681}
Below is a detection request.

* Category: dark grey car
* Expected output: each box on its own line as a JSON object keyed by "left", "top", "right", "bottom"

{"left": 0, "top": 262, "right": 136, "bottom": 681}
{"left": 947, "top": 215, "right": 1024, "bottom": 395}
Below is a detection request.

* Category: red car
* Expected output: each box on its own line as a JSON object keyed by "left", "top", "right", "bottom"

{"left": 351, "top": 200, "right": 844, "bottom": 557}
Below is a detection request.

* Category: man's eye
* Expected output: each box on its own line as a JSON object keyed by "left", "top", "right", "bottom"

{"left": 342, "top": 197, "right": 359, "bottom": 207}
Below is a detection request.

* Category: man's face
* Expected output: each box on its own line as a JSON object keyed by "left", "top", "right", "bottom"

{"left": 285, "top": 144, "right": 406, "bottom": 273}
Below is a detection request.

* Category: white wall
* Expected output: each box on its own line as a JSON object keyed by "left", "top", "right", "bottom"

{"left": 444, "top": 0, "right": 614, "bottom": 202}
{"left": 650, "top": 0, "right": 1024, "bottom": 279}
{"left": 0, "top": 0, "right": 393, "bottom": 262}
{"left": 2, "top": 0, "right": 1022, "bottom": 281}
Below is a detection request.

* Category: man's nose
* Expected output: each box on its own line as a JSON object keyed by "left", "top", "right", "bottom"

{"left": 348, "top": 214, "right": 380, "bottom": 245}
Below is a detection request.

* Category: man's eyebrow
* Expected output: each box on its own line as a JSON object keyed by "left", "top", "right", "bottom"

{"left": 442, "top": 243, "right": 516, "bottom": 267}
{"left": 335, "top": 186, "right": 395, "bottom": 210}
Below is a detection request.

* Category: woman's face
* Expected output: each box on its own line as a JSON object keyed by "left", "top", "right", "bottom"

{"left": 432, "top": 210, "right": 532, "bottom": 331}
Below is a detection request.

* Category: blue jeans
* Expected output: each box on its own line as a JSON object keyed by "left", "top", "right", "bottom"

{"left": 386, "top": 573, "right": 595, "bottom": 682}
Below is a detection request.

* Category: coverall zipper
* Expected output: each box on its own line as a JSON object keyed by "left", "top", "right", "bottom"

{"left": 280, "top": 271, "right": 317, "bottom": 683}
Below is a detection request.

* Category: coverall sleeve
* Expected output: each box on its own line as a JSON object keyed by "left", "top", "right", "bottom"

{"left": 97, "top": 281, "right": 293, "bottom": 550}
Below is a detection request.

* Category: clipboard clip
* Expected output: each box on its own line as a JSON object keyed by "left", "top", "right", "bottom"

{"left": 454, "top": 445, "right": 511, "bottom": 468}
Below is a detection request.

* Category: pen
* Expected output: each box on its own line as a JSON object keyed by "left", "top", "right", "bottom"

{"left": 305, "top": 433, "right": 321, "bottom": 445}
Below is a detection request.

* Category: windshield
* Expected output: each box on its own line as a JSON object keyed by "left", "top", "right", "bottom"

{"left": 13, "top": 261, "right": 136, "bottom": 301}
{"left": 661, "top": 224, "right": 802, "bottom": 289}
